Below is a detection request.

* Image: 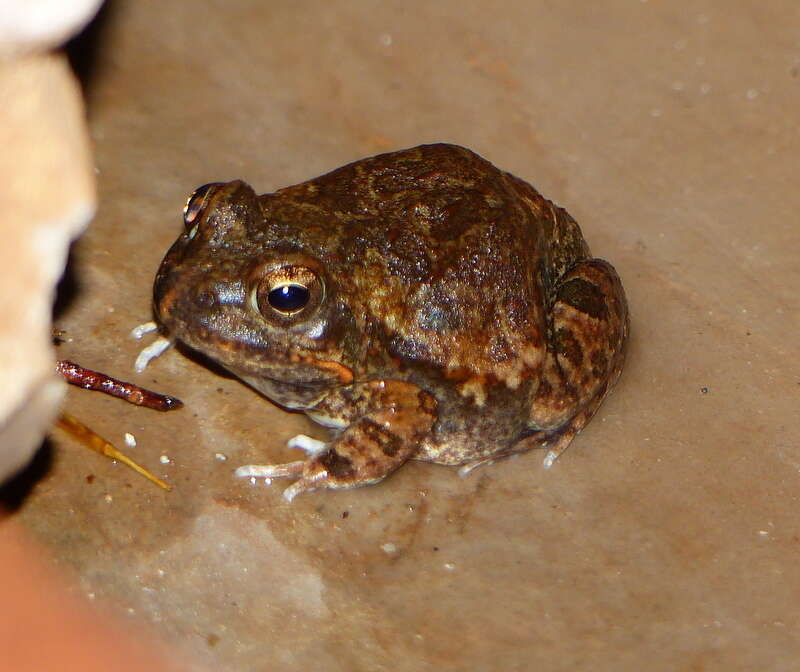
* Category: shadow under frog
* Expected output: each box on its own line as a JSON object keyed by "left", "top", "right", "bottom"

{"left": 148, "top": 143, "right": 629, "bottom": 501}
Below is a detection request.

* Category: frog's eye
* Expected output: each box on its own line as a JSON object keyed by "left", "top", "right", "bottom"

{"left": 183, "top": 183, "right": 222, "bottom": 238}
{"left": 267, "top": 284, "right": 310, "bottom": 313}
{"left": 254, "top": 265, "right": 324, "bottom": 324}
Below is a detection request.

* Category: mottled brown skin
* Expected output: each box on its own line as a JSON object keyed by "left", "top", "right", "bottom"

{"left": 153, "top": 143, "right": 628, "bottom": 500}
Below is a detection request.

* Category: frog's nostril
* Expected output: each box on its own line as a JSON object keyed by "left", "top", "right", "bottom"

{"left": 194, "top": 288, "right": 217, "bottom": 309}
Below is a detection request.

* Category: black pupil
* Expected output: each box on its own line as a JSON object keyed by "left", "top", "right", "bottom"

{"left": 268, "top": 284, "right": 309, "bottom": 313}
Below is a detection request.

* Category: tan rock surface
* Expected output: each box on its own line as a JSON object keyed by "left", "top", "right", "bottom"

{"left": 9, "top": 1, "right": 800, "bottom": 670}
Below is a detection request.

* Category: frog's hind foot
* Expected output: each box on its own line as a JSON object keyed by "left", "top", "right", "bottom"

{"left": 457, "top": 423, "right": 583, "bottom": 477}
{"left": 540, "top": 429, "right": 577, "bottom": 469}
{"left": 457, "top": 429, "right": 551, "bottom": 477}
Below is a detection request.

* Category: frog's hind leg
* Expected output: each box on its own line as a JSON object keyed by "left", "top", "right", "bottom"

{"left": 526, "top": 257, "right": 629, "bottom": 465}
{"left": 457, "top": 388, "right": 608, "bottom": 478}
{"left": 454, "top": 257, "right": 628, "bottom": 479}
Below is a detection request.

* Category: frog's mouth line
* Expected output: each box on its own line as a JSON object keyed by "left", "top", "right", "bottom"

{"left": 237, "top": 372, "right": 331, "bottom": 412}
{"left": 163, "top": 303, "right": 356, "bottom": 384}
{"left": 163, "top": 334, "right": 345, "bottom": 412}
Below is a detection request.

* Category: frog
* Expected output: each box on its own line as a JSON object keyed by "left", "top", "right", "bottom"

{"left": 151, "top": 143, "right": 629, "bottom": 501}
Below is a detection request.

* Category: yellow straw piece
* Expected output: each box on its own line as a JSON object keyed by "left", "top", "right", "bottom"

{"left": 56, "top": 411, "right": 172, "bottom": 491}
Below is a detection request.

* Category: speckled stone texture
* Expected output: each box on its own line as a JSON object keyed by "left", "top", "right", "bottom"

{"left": 9, "top": 1, "right": 800, "bottom": 670}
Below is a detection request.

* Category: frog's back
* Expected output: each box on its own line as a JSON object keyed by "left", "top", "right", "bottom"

{"left": 261, "top": 144, "right": 589, "bottom": 389}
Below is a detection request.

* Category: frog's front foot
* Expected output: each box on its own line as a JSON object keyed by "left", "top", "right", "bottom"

{"left": 235, "top": 434, "right": 334, "bottom": 501}
{"left": 235, "top": 456, "right": 341, "bottom": 502}
{"left": 235, "top": 381, "right": 437, "bottom": 501}
{"left": 235, "top": 427, "right": 416, "bottom": 502}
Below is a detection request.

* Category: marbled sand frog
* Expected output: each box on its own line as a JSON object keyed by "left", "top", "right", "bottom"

{"left": 145, "top": 144, "right": 629, "bottom": 500}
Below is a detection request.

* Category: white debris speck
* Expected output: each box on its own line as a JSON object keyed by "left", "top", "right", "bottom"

{"left": 263, "top": 478, "right": 272, "bottom": 486}
{"left": 124, "top": 433, "right": 136, "bottom": 447}
{"left": 542, "top": 450, "right": 558, "bottom": 469}
{"left": 214, "top": 452, "right": 228, "bottom": 462}
{"left": 758, "top": 530, "right": 769, "bottom": 537}
{"left": 159, "top": 455, "right": 171, "bottom": 465}
{"left": 104, "top": 494, "right": 113, "bottom": 503}
{"left": 444, "top": 563, "right": 456, "bottom": 571}
{"left": 249, "top": 476, "right": 257, "bottom": 485}
{"left": 130, "top": 321, "right": 158, "bottom": 340}
{"left": 381, "top": 543, "right": 397, "bottom": 554}
{"left": 87, "top": 592, "right": 96, "bottom": 600}
{"left": 157, "top": 569, "right": 166, "bottom": 578}
{"left": 134, "top": 336, "right": 173, "bottom": 373}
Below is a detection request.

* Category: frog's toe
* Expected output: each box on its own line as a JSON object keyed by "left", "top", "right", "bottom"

{"left": 130, "top": 321, "right": 159, "bottom": 340}
{"left": 133, "top": 336, "right": 173, "bottom": 373}
{"left": 235, "top": 461, "right": 305, "bottom": 479}
{"left": 457, "top": 456, "right": 497, "bottom": 477}
{"left": 542, "top": 449, "right": 560, "bottom": 469}
{"left": 287, "top": 434, "right": 328, "bottom": 457}
{"left": 282, "top": 472, "right": 330, "bottom": 502}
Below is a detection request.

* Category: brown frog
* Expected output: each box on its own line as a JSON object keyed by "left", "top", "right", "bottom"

{"left": 152, "top": 144, "right": 628, "bottom": 500}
